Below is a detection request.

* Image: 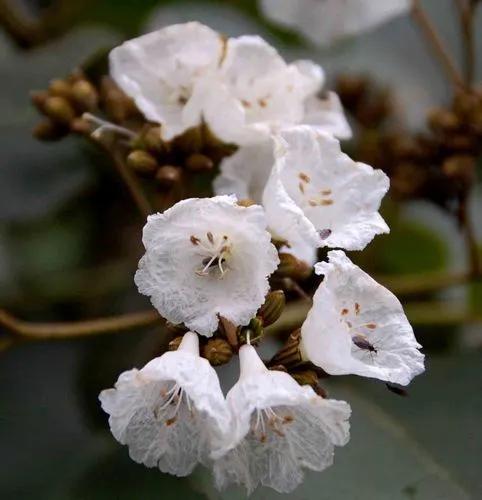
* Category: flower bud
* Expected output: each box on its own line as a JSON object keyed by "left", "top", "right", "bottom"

{"left": 239, "top": 317, "right": 264, "bottom": 345}
{"left": 335, "top": 74, "right": 368, "bottom": 108}
{"left": 143, "top": 126, "right": 166, "bottom": 154}
{"left": 168, "top": 336, "right": 183, "bottom": 351}
{"left": 30, "top": 90, "right": 49, "bottom": 112}
{"left": 71, "top": 80, "right": 99, "bottom": 111}
{"left": 269, "top": 329, "right": 302, "bottom": 368}
{"left": 442, "top": 155, "right": 476, "bottom": 191}
{"left": 43, "top": 96, "right": 76, "bottom": 125}
{"left": 185, "top": 153, "right": 213, "bottom": 172}
{"left": 257, "top": 290, "right": 285, "bottom": 326}
{"left": 33, "top": 119, "right": 68, "bottom": 141}
{"left": 277, "top": 252, "right": 312, "bottom": 280}
{"left": 427, "top": 108, "right": 460, "bottom": 133}
{"left": 156, "top": 165, "right": 182, "bottom": 188}
{"left": 291, "top": 369, "right": 319, "bottom": 387}
{"left": 70, "top": 117, "right": 92, "bottom": 135}
{"left": 202, "top": 338, "right": 233, "bottom": 366}
{"left": 101, "top": 76, "right": 137, "bottom": 122}
{"left": 127, "top": 150, "right": 158, "bottom": 176}
{"left": 172, "top": 126, "right": 203, "bottom": 153}
{"left": 48, "top": 79, "right": 72, "bottom": 99}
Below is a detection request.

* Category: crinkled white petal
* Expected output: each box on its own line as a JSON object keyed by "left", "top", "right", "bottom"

{"left": 213, "top": 139, "right": 275, "bottom": 204}
{"left": 260, "top": 0, "right": 410, "bottom": 46}
{"left": 99, "top": 333, "right": 231, "bottom": 476}
{"left": 301, "top": 251, "right": 425, "bottom": 386}
{"left": 263, "top": 126, "right": 389, "bottom": 251}
{"left": 109, "top": 22, "right": 224, "bottom": 140}
{"left": 135, "top": 196, "right": 279, "bottom": 336}
{"left": 213, "top": 345, "right": 350, "bottom": 494}
{"left": 303, "top": 91, "right": 352, "bottom": 140}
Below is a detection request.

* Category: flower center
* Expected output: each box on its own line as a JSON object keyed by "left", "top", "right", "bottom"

{"left": 190, "top": 232, "right": 233, "bottom": 278}
{"left": 153, "top": 382, "right": 194, "bottom": 426}
{"left": 167, "top": 85, "right": 192, "bottom": 106}
{"left": 297, "top": 171, "right": 334, "bottom": 208}
{"left": 251, "top": 407, "right": 294, "bottom": 443}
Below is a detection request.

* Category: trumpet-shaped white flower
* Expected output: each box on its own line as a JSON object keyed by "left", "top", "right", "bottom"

{"left": 263, "top": 126, "right": 389, "bottom": 251}
{"left": 135, "top": 196, "right": 279, "bottom": 336}
{"left": 301, "top": 251, "right": 425, "bottom": 386}
{"left": 110, "top": 22, "right": 224, "bottom": 140}
{"left": 213, "top": 344, "right": 351, "bottom": 494}
{"left": 99, "top": 332, "right": 231, "bottom": 476}
{"left": 260, "top": 0, "right": 410, "bottom": 46}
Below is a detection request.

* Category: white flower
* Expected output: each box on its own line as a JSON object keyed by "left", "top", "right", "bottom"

{"left": 259, "top": 0, "right": 410, "bottom": 46}
{"left": 135, "top": 196, "right": 279, "bottom": 336}
{"left": 300, "top": 250, "right": 425, "bottom": 386}
{"left": 99, "top": 331, "right": 231, "bottom": 476}
{"left": 213, "top": 344, "right": 351, "bottom": 494}
{"left": 110, "top": 22, "right": 224, "bottom": 141}
{"left": 199, "top": 37, "right": 350, "bottom": 145}
{"left": 263, "top": 126, "right": 389, "bottom": 252}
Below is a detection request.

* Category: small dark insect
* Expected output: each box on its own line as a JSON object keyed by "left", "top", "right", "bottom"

{"left": 352, "top": 334, "right": 377, "bottom": 353}
{"left": 386, "top": 383, "right": 408, "bottom": 397}
{"left": 319, "top": 228, "right": 332, "bottom": 240}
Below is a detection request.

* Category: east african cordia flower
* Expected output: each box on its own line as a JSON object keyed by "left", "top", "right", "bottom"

{"left": 135, "top": 195, "right": 279, "bottom": 336}
{"left": 99, "top": 331, "right": 231, "bottom": 476}
{"left": 110, "top": 22, "right": 350, "bottom": 144}
{"left": 212, "top": 344, "right": 351, "bottom": 494}
{"left": 301, "top": 250, "right": 425, "bottom": 386}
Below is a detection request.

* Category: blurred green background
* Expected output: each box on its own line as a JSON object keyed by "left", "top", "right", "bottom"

{"left": 0, "top": 1, "right": 481, "bottom": 499}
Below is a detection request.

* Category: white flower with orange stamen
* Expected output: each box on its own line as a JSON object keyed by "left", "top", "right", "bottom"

{"left": 259, "top": 0, "right": 410, "bottom": 47}
{"left": 263, "top": 126, "right": 390, "bottom": 252}
{"left": 135, "top": 195, "right": 279, "bottom": 336}
{"left": 212, "top": 344, "right": 351, "bottom": 494}
{"left": 300, "top": 250, "right": 425, "bottom": 386}
{"left": 99, "top": 332, "right": 231, "bottom": 476}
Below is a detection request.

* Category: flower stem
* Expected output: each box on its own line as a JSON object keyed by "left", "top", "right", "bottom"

{"left": 455, "top": 0, "right": 478, "bottom": 86}
{"left": 0, "top": 309, "right": 162, "bottom": 340}
{"left": 107, "top": 146, "right": 153, "bottom": 219}
{"left": 411, "top": 0, "right": 464, "bottom": 88}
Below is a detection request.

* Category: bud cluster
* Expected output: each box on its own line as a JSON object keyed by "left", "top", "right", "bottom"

{"left": 337, "top": 74, "right": 482, "bottom": 213}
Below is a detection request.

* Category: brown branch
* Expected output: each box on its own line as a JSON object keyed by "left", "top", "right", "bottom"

{"left": 455, "top": 0, "right": 477, "bottom": 86}
{"left": 104, "top": 145, "right": 153, "bottom": 219}
{"left": 0, "top": 309, "right": 162, "bottom": 340}
{"left": 411, "top": 0, "right": 464, "bottom": 88}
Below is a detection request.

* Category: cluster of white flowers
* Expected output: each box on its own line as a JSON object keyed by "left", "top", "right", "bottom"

{"left": 100, "top": 22, "right": 424, "bottom": 494}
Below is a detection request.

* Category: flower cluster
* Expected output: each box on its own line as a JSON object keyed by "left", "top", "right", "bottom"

{"left": 100, "top": 22, "right": 424, "bottom": 494}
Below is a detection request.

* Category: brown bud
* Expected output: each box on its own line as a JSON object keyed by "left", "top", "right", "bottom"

{"left": 442, "top": 155, "right": 476, "bottom": 190}
{"left": 291, "top": 369, "right": 319, "bottom": 387}
{"left": 269, "top": 329, "right": 302, "bottom": 368}
{"left": 202, "top": 338, "right": 233, "bottom": 366}
{"left": 48, "top": 79, "right": 72, "bottom": 99}
{"left": 172, "top": 126, "right": 203, "bottom": 153}
{"left": 101, "top": 76, "right": 137, "bottom": 122}
{"left": 452, "top": 90, "right": 481, "bottom": 119}
{"left": 156, "top": 165, "right": 182, "bottom": 188}
{"left": 71, "top": 80, "right": 99, "bottom": 111}
{"left": 239, "top": 317, "right": 264, "bottom": 345}
{"left": 277, "top": 252, "right": 312, "bottom": 280}
{"left": 33, "top": 119, "right": 68, "bottom": 141}
{"left": 127, "top": 150, "right": 159, "bottom": 176}
{"left": 237, "top": 198, "right": 256, "bottom": 208}
{"left": 185, "top": 153, "right": 214, "bottom": 172}
{"left": 43, "top": 96, "right": 76, "bottom": 125}
{"left": 258, "top": 290, "right": 285, "bottom": 327}
{"left": 445, "top": 133, "right": 477, "bottom": 154}
{"left": 70, "top": 117, "right": 92, "bottom": 135}
{"left": 335, "top": 74, "right": 368, "bottom": 108}
{"left": 168, "top": 336, "right": 183, "bottom": 351}
{"left": 143, "top": 126, "right": 166, "bottom": 154}
{"left": 30, "top": 90, "right": 49, "bottom": 112}
{"left": 427, "top": 108, "right": 460, "bottom": 133}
